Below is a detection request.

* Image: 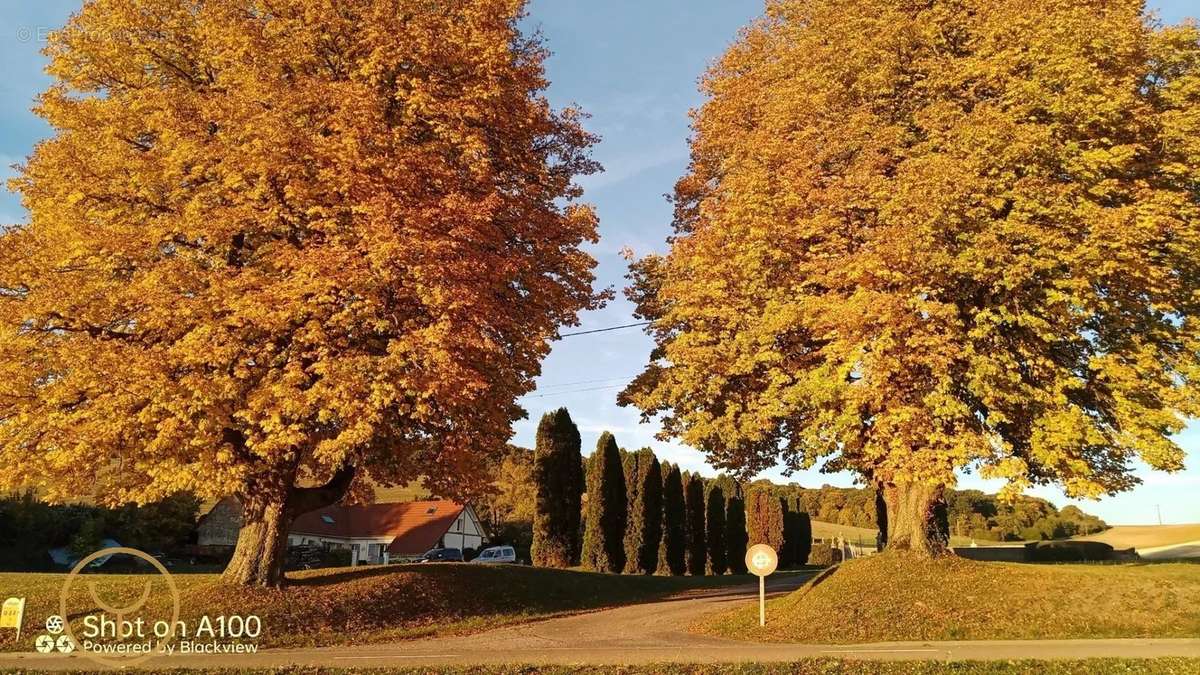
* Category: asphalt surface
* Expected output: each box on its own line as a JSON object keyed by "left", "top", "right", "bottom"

{"left": 1140, "top": 539, "right": 1200, "bottom": 560}
{"left": 4, "top": 571, "right": 1199, "bottom": 671}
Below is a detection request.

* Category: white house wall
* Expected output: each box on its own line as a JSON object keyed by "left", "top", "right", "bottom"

{"left": 437, "top": 506, "right": 486, "bottom": 551}
{"left": 288, "top": 534, "right": 395, "bottom": 563}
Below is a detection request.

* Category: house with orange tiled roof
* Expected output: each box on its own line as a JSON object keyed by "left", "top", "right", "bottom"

{"left": 197, "top": 498, "right": 487, "bottom": 564}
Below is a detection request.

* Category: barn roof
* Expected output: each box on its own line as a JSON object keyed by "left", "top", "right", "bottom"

{"left": 291, "top": 500, "right": 468, "bottom": 555}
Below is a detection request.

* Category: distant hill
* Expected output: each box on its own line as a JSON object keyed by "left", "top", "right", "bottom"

{"left": 810, "top": 520, "right": 877, "bottom": 545}
{"left": 372, "top": 482, "right": 432, "bottom": 503}
{"left": 1075, "top": 524, "right": 1200, "bottom": 551}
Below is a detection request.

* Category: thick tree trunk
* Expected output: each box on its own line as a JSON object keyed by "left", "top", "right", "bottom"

{"left": 883, "top": 482, "right": 951, "bottom": 557}
{"left": 222, "top": 500, "right": 291, "bottom": 587}
{"left": 221, "top": 463, "right": 357, "bottom": 587}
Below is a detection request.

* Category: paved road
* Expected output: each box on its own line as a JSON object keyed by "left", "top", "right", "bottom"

{"left": 1140, "top": 539, "right": 1200, "bottom": 560}
{"left": 5, "top": 572, "right": 1199, "bottom": 670}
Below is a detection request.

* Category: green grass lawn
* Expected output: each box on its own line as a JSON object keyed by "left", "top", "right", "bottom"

{"left": 6, "top": 659, "right": 1198, "bottom": 674}
{"left": 697, "top": 552, "right": 1200, "bottom": 644}
{"left": 0, "top": 563, "right": 754, "bottom": 652}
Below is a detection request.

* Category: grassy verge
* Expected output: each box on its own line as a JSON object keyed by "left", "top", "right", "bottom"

{"left": 6, "top": 659, "right": 1199, "bottom": 674}
{"left": 697, "top": 553, "right": 1200, "bottom": 643}
{"left": 0, "top": 563, "right": 754, "bottom": 651}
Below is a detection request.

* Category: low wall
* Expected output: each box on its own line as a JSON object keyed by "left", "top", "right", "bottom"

{"left": 951, "top": 545, "right": 1028, "bottom": 562}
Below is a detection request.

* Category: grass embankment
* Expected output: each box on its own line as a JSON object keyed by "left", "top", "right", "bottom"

{"left": 0, "top": 563, "right": 750, "bottom": 651}
{"left": 699, "top": 553, "right": 1200, "bottom": 643}
{"left": 12, "top": 660, "right": 1200, "bottom": 674}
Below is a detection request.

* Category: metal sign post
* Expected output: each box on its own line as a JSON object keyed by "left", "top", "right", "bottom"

{"left": 744, "top": 544, "right": 778, "bottom": 627}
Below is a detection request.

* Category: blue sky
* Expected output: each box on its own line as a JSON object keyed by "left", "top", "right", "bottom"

{"left": 2, "top": 1, "right": 1197, "bottom": 524}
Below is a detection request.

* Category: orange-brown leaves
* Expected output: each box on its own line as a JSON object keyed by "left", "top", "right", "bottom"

{"left": 0, "top": 0, "right": 601, "bottom": 505}
{"left": 623, "top": 1, "right": 1200, "bottom": 499}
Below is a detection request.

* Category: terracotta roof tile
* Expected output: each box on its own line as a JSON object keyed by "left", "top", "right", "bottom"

{"left": 291, "top": 500, "right": 466, "bottom": 556}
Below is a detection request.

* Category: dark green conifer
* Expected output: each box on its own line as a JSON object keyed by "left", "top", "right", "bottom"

{"left": 581, "top": 432, "right": 627, "bottom": 573}
{"left": 531, "top": 408, "right": 585, "bottom": 567}
{"left": 683, "top": 472, "right": 707, "bottom": 575}
{"left": 705, "top": 484, "right": 727, "bottom": 574}
{"left": 658, "top": 463, "right": 686, "bottom": 575}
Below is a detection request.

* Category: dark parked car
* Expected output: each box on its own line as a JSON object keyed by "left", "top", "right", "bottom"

{"left": 418, "top": 547, "right": 463, "bottom": 563}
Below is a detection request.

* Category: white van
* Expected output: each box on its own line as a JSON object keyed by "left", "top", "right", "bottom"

{"left": 471, "top": 545, "right": 517, "bottom": 564}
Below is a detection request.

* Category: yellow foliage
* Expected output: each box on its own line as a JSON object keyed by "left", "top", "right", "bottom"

{"left": 0, "top": 0, "right": 601, "bottom": 506}
{"left": 623, "top": 1, "right": 1200, "bottom": 501}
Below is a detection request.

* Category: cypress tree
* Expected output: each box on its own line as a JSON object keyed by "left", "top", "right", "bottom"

{"left": 658, "top": 463, "right": 686, "bottom": 575}
{"left": 530, "top": 408, "right": 585, "bottom": 568}
{"left": 781, "top": 496, "right": 798, "bottom": 568}
{"left": 581, "top": 432, "right": 626, "bottom": 573}
{"left": 622, "top": 448, "right": 662, "bottom": 574}
{"left": 746, "top": 488, "right": 785, "bottom": 553}
{"left": 725, "top": 494, "right": 748, "bottom": 574}
{"left": 796, "top": 511, "right": 813, "bottom": 565}
{"left": 705, "top": 484, "right": 727, "bottom": 574}
{"left": 683, "top": 472, "right": 707, "bottom": 575}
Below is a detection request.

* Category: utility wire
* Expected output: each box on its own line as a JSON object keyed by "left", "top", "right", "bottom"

{"left": 559, "top": 321, "right": 651, "bottom": 337}
{"left": 521, "top": 384, "right": 628, "bottom": 399}
{"left": 534, "top": 375, "right": 638, "bottom": 390}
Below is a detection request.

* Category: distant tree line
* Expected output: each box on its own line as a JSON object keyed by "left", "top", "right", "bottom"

{"left": 762, "top": 482, "right": 1106, "bottom": 542}
{"left": 0, "top": 491, "right": 200, "bottom": 571}
{"left": 528, "top": 408, "right": 816, "bottom": 575}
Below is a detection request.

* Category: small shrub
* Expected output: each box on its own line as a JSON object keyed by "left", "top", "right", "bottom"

{"left": 808, "top": 542, "right": 834, "bottom": 567}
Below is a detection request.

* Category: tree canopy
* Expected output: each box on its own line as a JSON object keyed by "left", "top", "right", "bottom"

{"left": 622, "top": 0, "right": 1200, "bottom": 554}
{"left": 0, "top": 0, "right": 601, "bottom": 585}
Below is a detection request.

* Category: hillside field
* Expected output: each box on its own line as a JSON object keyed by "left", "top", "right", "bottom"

{"left": 1074, "top": 524, "right": 1200, "bottom": 550}
{"left": 698, "top": 552, "right": 1200, "bottom": 643}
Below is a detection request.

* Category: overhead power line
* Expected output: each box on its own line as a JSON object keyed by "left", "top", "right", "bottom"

{"left": 534, "top": 375, "right": 638, "bottom": 390}
{"left": 559, "top": 321, "right": 651, "bottom": 337}
{"left": 521, "top": 384, "right": 628, "bottom": 399}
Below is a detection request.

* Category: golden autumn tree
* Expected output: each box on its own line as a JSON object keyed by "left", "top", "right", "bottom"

{"left": 622, "top": 0, "right": 1200, "bottom": 556}
{"left": 0, "top": 0, "right": 602, "bottom": 586}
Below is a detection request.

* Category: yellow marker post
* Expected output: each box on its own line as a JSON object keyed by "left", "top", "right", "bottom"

{"left": 744, "top": 544, "right": 778, "bottom": 627}
{"left": 1, "top": 597, "right": 25, "bottom": 641}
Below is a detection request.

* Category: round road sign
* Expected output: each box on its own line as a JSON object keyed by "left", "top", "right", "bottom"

{"left": 745, "top": 543, "right": 778, "bottom": 577}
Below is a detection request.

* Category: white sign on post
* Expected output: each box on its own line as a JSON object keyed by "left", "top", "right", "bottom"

{"left": 744, "top": 544, "right": 778, "bottom": 627}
